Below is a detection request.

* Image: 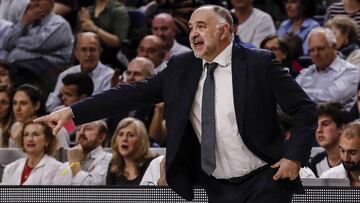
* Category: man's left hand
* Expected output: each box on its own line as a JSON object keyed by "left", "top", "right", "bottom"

{"left": 271, "top": 158, "right": 300, "bottom": 181}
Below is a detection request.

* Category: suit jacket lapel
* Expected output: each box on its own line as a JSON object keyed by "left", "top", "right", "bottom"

{"left": 232, "top": 45, "right": 247, "bottom": 135}
{"left": 166, "top": 57, "right": 202, "bottom": 167}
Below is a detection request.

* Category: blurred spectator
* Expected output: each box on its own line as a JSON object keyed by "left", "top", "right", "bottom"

{"left": 79, "top": 0, "right": 129, "bottom": 69}
{"left": 0, "top": 19, "right": 12, "bottom": 59}
{"left": 0, "top": 60, "right": 14, "bottom": 87}
{"left": 309, "top": 102, "right": 348, "bottom": 177}
{"left": 349, "top": 83, "right": 360, "bottom": 121}
{"left": 321, "top": 121, "right": 360, "bottom": 187}
{"left": 107, "top": 117, "right": 154, "bottom": 185}
{"left": 230, "top": 11, "right": 256, "bottom": 48}
{"left": 148, "top": 102, "right": 167, "bottom": 147}
{"left": 59, "top": 73, "right": 94, "bottom": 108}
{"left": 53, "top": 0, "right": 80, "bottom": 32}
{"left": 325, "top": 15, "right": 360, "bottom": 69}
{"left": 296, "top": 27, "right": 360, "bottom": 110}
{"left": 0, "top": 85, "right": 13, "bottom": 147}
{"left": 46, "top": 32, "right": 114, "bottom": 113}
{"left": 325, "top": 0, "right": 360, "bottom": 42}
{"left": 260, "top": 33, "right": 304, "bottom": 77}
{"left": 2, "top": 0, "right": 74, "bottom": 95}
{"left": 0, "top": 0, "right": 29, "bottom": 23}
{"left": 230, "top": 0, "right": 276, "bottom": 47}
{"left": 277, "top": 0, "right": 319, "bottom": 55}
{"left": 10, "top": 84, "right": 69, "bottom": 148}
{"left": 60, "top": 120, "right": 112, "bottom": 185}
{"left": 140, "top": 155, "right": 167, "bottom": 186}
{"left": 145, "top": 0, "right": 201, "bottom": 47}
{"left": 1, "top": 122, "right": 62, "bottom": 185}
{"left": 59, "top": 73, "right": 94, "bottom": 140}
{"left": 137, "top": 35, "right": 167, "bottom": 73}
{"left": 151, "top": 13, "right": 191, "bottom": 60}
{"left": 253, "top": 0, "right": 286, "bottom": 27}
{"left": 108, "top": 57, "right": 156, "bottom": 142}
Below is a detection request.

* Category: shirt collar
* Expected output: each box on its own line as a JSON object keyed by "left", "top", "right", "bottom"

{"left": 301, "top": 18, "right": 314, "bottom": 29}
{"left": 81, "top": 62, "right": 102, "bottom": 76}
{"left": 315, "top": 56, "right": 341, "bottom": 73}
{"left": 202, "top": 41, "right": 233, "bottom": 68}
{"left": 327, "top": 56, "right": 342, "bottom": 72}
{"left": 87, "top": 145, "right": 105, "bottom": 159}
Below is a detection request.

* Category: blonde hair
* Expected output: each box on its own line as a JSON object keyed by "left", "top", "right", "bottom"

{"left": 342, "top": 121, "right": 360, "bottom": 139}
{"left": 110, "top": 117, "right": 152, "bottom": 175}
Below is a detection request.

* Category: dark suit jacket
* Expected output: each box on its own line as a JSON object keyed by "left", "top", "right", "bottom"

{"left": 71, "top": 44, "right": 317, "bottom": 200}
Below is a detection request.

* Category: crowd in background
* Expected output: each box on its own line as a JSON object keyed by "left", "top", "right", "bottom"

{"left": 0, "top": 0, "right": 360, "bottom": 188}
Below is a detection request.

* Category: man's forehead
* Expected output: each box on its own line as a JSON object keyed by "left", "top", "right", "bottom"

{"left": 189, "top": 8, "right": 215, "bottom": 24}
{"left": 318, "top": 115, "right": 334, "bottom": 122}
{"left": 340, "top": 136, "right": 360, "bottom": 148}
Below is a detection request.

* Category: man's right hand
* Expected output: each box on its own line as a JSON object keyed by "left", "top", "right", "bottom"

{"left": 21, "top": 5, "right": 46, "bottom": 26}
{"left": 68, "top": 145, "right": 85, "bottom": 162}
{"left": 34, "top": 107, "right": 73, "bottom": 135}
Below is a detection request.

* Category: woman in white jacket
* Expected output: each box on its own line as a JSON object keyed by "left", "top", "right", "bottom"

{"left": 1, "top": 122, "right": 62, "bottom": 185}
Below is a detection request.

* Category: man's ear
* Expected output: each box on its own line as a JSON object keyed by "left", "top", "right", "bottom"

{"left": 79, "top": 94, "right": 88, "bottom": 100}
{"left": 220, "top": 24, "right": 230, "bottom": 40}
{"left": 99, "top": 132, "right": 107, "bottom": 144}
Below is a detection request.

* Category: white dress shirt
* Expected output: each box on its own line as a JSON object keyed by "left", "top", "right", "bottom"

{"left": 46, "top": 62, "right": 114, "bottom": 112}
{"left": 190, "top": 42, "right": 266, "bottom": 179}
{"left": 1, "top": 154, "right": 62, "bottom": 185}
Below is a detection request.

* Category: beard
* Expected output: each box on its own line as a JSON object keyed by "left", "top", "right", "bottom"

{"left": 342, "top": 160, "right": 360, "bottom": 171}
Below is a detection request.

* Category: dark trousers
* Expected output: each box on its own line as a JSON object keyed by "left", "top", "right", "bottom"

{"left": 198, "top": 165, "right": 303, "bottom": 203}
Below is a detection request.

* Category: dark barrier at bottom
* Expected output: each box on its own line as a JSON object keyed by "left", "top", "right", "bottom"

{"left": 0, "top": 186, "right": 360, "bottom": 203}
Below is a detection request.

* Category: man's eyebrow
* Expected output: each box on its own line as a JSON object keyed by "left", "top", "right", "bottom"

{"left": 189, "top": 21, "right": 206, "bottom": 26}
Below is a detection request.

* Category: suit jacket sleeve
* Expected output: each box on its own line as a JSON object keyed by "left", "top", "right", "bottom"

{"left": 268, "top": 57, "right": 317, "bottom": 165}
{"left": 71, "top": 68, "right": 165, "bottom": 125}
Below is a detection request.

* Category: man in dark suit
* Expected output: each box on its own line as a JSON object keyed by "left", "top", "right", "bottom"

{"left": 35, "top": 5, "right": 316, "bottom": 202}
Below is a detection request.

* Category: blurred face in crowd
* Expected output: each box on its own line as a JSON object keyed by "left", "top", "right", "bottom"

{"left": 284, "top": 0, "right": 301, "bottom": 19}
{"left": 124, "top": 58, "right": 153, "bottom": 83}
{"left": 76, "top": 122, "right": 104, "bottom": 152}
{"left": 230, "top": 0, "right": 252, "bottom": 9}
{"left": 75, "top": 34, "right": 102, "bottom": 73}
{"left": 329, "top": 25, "right": 348, "bottom": 49}
{"left": 0, "top": 92, "right": 10, "bottom": 121}
{"left": 13, "top": 91, "right": 39, "bottom": 122}
{"left": 316, "top": 115, "right": 342, "bottom": 149}
{"left": 137, "top": 35, "right": 165, "bottom": 67}
{"left": 152, "top": 14, "right": 177, "bottom": 49}
{"left": 189, "top": 7, "right": 230, "bottom": 61}
{"left": 263, "top": 38, "right": 287, "bottom": 61}
{"left": 115, "top": 122, "right": 141, "bottom": 159}
{"left": 308, "top": 32, "right": 337, "bottom": 71}
{"left": 340, "top": 133, "right": 360, "bottom": 171}
{"left": 28, "top": 0, "right": 54, "bottom": 16}
{"left": 0, "top": 66, "right": 11, "bottom": 86}
{"left": 23, "top": 123, "right": 48, "bottom": 156}
{"left": 60, "top": 84, "right": 85, "bottom": 106}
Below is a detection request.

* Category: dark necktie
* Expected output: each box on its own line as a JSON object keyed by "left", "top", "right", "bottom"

{"left": 201, "top": 62, "right": 218, "bottom": 176}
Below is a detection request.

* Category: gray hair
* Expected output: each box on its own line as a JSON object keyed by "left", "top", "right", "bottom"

{"left": 200, "top": 5, "right": 234, "bottom": 33}
{"left": 131, "top": 57, "right": 155, "bottom": 76}
{"left": 306, "top": 27, "right": 337, "bottom": 46}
